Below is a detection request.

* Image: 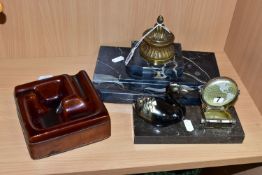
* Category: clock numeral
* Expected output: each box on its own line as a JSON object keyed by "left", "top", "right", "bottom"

{"left": 213, "top": 97, "right": 224, "bottom": 104}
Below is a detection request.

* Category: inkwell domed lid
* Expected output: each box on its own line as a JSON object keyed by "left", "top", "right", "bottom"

{"left": 139, "top": 15, "right": 175, "bottom": 66}
{"left": 143, "top": 15, "right": 175, "bottom": 47}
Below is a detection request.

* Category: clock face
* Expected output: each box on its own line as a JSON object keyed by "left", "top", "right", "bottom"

{"left": 202, "top": 77, "right": 238, "bottom": 107}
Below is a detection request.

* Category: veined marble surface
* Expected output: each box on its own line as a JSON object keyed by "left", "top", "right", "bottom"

{"left": 93, "top": 44, "right": 219, "bottom": 104}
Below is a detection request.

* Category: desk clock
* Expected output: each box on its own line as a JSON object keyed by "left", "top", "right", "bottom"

{"left": 200, "top": 77, "right": 239, "bottom": 128}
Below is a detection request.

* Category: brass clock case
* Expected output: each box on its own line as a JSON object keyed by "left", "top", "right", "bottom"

{"left": 200, "top": 77, "right": 239, "bottom": 127}
{"left": 201, "top": 77, "right": 239, "bottom": 108}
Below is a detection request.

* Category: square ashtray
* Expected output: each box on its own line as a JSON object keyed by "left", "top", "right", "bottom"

{"left": 14, "top": 70, "right": 111, "bottom": 159}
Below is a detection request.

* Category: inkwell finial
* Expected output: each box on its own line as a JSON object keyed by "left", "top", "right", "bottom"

{"left": 157, "top": 15, "right": 164, "bottom": 24}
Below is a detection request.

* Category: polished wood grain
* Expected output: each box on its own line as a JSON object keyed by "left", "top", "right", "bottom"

{"left": 1, "top": 53, "right": 262, "bottom": 174}
{"left": 0, "top": 0, "right": 236, "bottom": 58}
{"left": 14, "top": 71, "right": 111, "bottom": 159}
{"left": 225, "top": 0, "right": 262, "bottom": 114}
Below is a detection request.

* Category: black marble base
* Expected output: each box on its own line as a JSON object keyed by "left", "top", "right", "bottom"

{"left": 126, "top": 42, "right": 184, "bottom": 81}
{"left": 93, "top": 45, "right": 220, "bottom": 104}
{"left": 133, "top": 106, "right": 245, "bottom": 144}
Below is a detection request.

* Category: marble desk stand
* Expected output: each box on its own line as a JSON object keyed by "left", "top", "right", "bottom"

{"left": 92, "top": 44, "right": 245, "bottom": 144}
{"left": 93, "top": 43, "right": 220, "bottom": 104}
{"left": 134, "top": 106, "right": 245, "bottom": 144}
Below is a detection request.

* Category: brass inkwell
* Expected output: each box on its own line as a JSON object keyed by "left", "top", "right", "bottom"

{"left": 140, "top": 15, "right": 175, "bottom": 66}
{"left": 126, "top": 15, "right": 183, "bottom": 80}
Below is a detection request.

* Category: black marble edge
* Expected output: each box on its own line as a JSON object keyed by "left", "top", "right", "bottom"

{"left": 133, "top": 106, "right": 245, "bottom": 144}
{"left": 134, "top": 135, "right": 245, "bottom": 144}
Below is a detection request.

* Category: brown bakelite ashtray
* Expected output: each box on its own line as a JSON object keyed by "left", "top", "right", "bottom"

{"left": 14, "top": 70, "right": 111, "bottom": 159}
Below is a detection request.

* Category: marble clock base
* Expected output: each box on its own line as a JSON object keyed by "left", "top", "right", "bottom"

{"left": 93, "top": 44, "right": 220, "bottom": 104}
{"left": 133, "top": 106, "right": 245, "bottom": 144}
